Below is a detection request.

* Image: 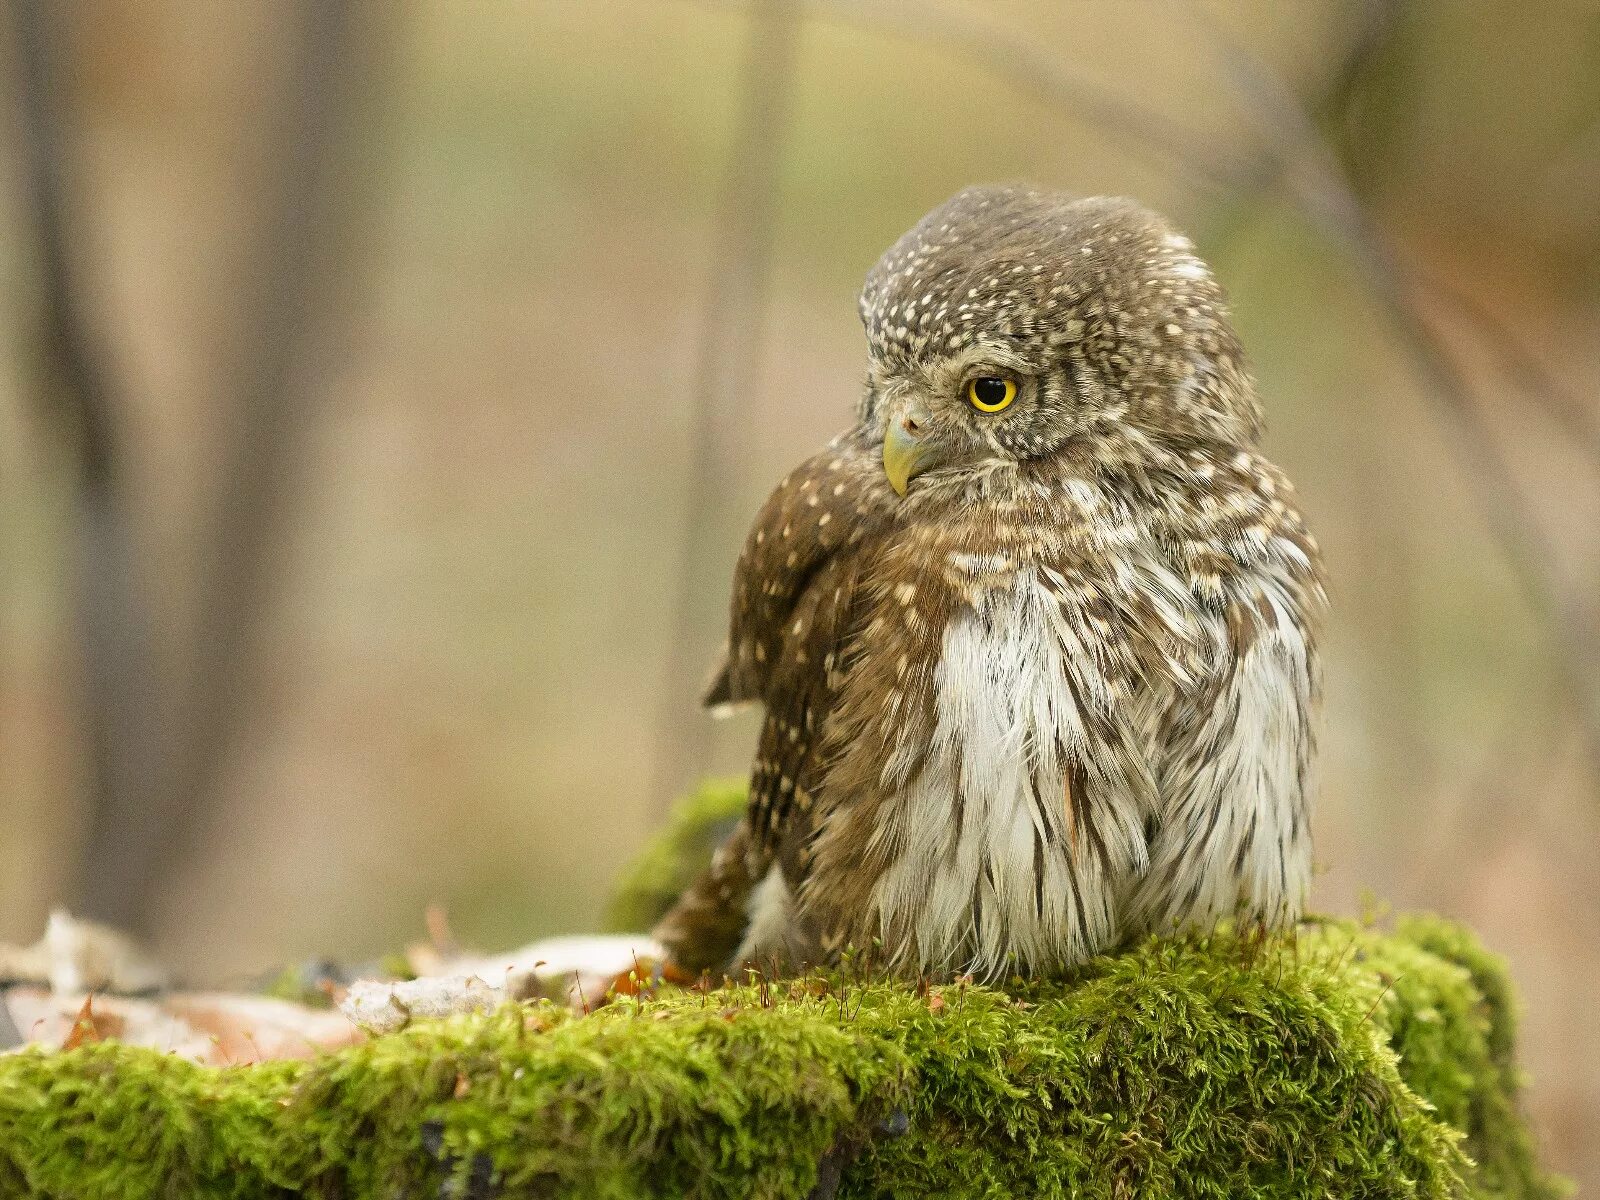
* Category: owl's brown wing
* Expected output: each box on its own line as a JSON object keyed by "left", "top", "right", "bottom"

{"left": 654, "top": 432, "right": 896, "bottom": 972}
{"left": 705, "top": 434, "right": 879, "bottom": 703}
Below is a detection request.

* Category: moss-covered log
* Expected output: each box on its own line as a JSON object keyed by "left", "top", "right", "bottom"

{"left": 0, "top": 783, "right": 1565, "bottom": 1199}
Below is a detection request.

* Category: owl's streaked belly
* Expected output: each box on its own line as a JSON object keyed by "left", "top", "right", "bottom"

{"left": 866, "top": 566, "right": 1153, "bottom": 978}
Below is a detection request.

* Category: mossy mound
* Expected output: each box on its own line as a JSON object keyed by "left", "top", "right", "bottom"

{"left": 0, "top": 783, "right": 1566, "bottom": 1199}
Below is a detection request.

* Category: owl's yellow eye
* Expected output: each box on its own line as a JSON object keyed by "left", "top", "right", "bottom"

{"left": 967, "top": 376, "right": 1017, "bottom": 413}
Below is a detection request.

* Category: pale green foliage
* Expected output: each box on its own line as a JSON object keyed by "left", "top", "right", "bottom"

{"left": 603, "top": 777, "right": 747, "bottom": 934}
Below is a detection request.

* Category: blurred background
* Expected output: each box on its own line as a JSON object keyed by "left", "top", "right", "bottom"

{"left": 1, "top": 0, "right": 1596, "bottom": 1184}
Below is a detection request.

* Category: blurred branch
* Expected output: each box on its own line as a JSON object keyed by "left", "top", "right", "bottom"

{"left": 652, "top": 0, "right": 803, "bottom": 810}
{"left": 1184, "top": 3, "right": 1600, "bottom": 774}
{"left": 77, "top": 1, "right": 383, "bottom": 930}
{"left": 5, "top": 0, "right": 161, "bottom": 925}
{"left": 793, "top": 0, "right": 1265, "bottom": 195}
{"left": 1197, "top": 0, "right": 1401, "bottom": 247}
{"left": 1413, "top": 269, "right": 1600, "bottom": 464}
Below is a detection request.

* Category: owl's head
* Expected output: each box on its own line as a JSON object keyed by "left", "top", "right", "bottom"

{"left": 857, "top": 185, "right": 1262, "bottom": 495}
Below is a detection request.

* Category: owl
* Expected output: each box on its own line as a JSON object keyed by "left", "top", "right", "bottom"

{"left": 655, "top": 185, "right": 1326, "bottom": 981}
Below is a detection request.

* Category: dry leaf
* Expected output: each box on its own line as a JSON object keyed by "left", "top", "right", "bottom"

{"left": 165, "top": 993, "right": 362, "bottom": 1062}
{"left": 61, "top": 995, "right": 102, "bottom": 1050}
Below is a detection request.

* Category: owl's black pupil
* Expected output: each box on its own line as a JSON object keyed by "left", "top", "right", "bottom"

{"left": 974, "top": 378, "right": 1008, "bottom": 405}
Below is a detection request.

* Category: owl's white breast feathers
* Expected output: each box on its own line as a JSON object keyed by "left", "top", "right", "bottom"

{"left": 867, "top": 566, "right": 1153, "bottom": 979}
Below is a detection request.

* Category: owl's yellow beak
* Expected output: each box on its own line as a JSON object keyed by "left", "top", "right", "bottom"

{"left": 882, "top": 410, "right": 940, "bottom": 497}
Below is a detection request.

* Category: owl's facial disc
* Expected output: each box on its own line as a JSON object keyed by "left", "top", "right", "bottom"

{"left": 876, "top": 351, "right": 1040, "bottom": 495}
{"left": 879, "top": 377, "right": 1030, "bottom": 496}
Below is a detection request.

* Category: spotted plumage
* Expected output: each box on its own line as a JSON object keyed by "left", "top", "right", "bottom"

{"left": 656, "top": 185, "right": 1327, "bottom": 980}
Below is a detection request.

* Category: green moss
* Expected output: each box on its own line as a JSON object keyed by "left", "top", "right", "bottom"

{"left": 1387, "top": 915, "right": 1565, "bottom": 1200}
{"left": 0, "top": 782, "right": 1566, "bottom": 1199}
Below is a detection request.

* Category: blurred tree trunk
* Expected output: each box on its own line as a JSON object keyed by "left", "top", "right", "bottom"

{"left": 6, "top": 0, "right": 385, "bottom": 932}
{"left": 115, "top": 0, "right": 381, "bottom": 932}
{"left": 6, "top": 0, "right": 160, "bottom": 930}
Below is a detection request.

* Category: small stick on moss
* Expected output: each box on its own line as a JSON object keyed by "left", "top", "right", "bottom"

{"left": 804, "top": 1133, "right": 862, "bottom": 1200}
{"left": 1362, "top": 976, "right": 1402, "bottom": 1027}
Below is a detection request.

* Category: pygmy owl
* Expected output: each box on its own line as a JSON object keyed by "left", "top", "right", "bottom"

{"left": 655, "top": 185, "right": 1326, "bottom": 981}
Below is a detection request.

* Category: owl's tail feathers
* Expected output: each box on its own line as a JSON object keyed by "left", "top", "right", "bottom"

{"left": 651, "top": 819, "right": 762, "bottom": 976}
{"left": 703, "top": 658, "right": 735, "bottom": 710}
{"left": 702, "top": 651, "right": 760, "bottom": 718}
